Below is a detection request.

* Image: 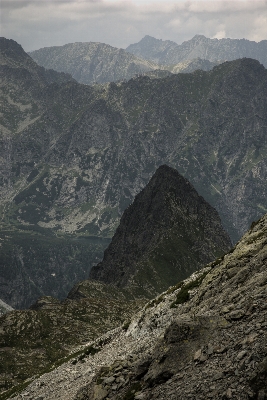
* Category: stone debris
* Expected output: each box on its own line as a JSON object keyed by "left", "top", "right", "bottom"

{"left": 8, "top": 214, "right": 267, "bottom": 400}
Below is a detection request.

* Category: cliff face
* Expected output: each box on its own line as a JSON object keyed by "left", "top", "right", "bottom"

{"left": 8, "top": 213, "right": 266, "bottom": 400}
{"left": 126, "top": 34, "right": 267, "bottom": 67}
{"left": 90, "top": 165, "right": 231, "bottom": 297}
{"left": 169, "top": 57, "right": 220, "bottom": 73}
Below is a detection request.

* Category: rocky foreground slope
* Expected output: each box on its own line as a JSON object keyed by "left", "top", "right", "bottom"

{"left": 6, "top": 212, "right": 266, "bottom": 400}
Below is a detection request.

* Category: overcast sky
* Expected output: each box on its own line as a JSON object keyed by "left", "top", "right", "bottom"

{"left": 1, "top": 0, "right": 267, "bottom": 52}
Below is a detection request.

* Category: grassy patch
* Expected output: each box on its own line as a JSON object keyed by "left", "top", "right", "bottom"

{"left": 122, "top": 320, "right": 131, "bottom": 331}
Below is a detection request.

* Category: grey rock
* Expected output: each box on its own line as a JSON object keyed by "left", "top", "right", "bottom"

{"left": 103, "top": 376, "right": 115, "bottom": 385}
{"left": 237, "top": 350, "right": 247, "bottom": 360}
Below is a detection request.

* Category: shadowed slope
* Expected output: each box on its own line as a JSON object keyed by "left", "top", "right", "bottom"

{"left": 90, "top": 165, "right": 232, "bottom": 297}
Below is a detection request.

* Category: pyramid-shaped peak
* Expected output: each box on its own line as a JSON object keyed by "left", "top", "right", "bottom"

{"left": 90, "top": 165, "right": 231, "bottom": 295}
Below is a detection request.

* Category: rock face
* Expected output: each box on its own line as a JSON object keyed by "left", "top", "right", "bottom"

{"left": 90, "top": 165, "right": 231, "bottom": 297}
{"left": 28, "top": 42, "right": 159, "bottom": 85}
{"left": 126, "top": 35, "right": 178, "bottom": 64}
{"left": 126, "top": 34, "right": 267, "bottom": 67}
{"left": 0, "top": 37, "right": 74, "bottom": 85}
{"left": 8, "top": 212, "right": 267, "bottom": 400}
{"left": 1, "top": 38, "right": 267, "bottom": 307}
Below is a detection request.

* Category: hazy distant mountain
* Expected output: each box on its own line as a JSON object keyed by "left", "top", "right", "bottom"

{"left": 28, "top": 42, "right": 159, "bottom": 85}
{"left": 126, "top": 34, "right": 267, "bottom": 67}
{"left": 126, "top": 35, "right": 178, "bottom": 64}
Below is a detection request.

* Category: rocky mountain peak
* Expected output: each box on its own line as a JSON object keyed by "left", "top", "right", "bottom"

{"left": 90, "top": 165, "right": 231, "bottom": 296}
{"left": 126, "top": 34, "right": 267, "bottom": 67}
{"left": 0, "top": 37, "right": 38, "bottom": 69}
{"left": 190, "top": 34, "right": 207, "bottom": 41}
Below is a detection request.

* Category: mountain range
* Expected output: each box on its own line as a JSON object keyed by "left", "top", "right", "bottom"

{"left": 28, "top": 41, "right": 159, "bottom": 85}
{"left": 1, "top": 36, "right": 267, "bottom": 308}
{"left": 28, "top": 34, "right": 267, "bottom": 85}
{"left": 126, "top": 34, "right": 267, "bottom": 67}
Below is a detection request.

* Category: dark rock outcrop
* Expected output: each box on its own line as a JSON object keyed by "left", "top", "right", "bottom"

{"left": 90, "top": 165, "right": 232, "bottom": 297}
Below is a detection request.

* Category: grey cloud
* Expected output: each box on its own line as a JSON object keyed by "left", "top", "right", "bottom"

{"left": 1, "top": 1, "right": 266, "bottom": 52}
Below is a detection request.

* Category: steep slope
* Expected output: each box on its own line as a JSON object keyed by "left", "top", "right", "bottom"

{"left": 28, "top": 42, "right": 159, "bottom": 85}
{"left": 0, "top": 37, "right": 74, "bottom": 136}
{"left": 90, "top": 165, "right": 231, "bottom": 297}
{"left": 126, "top": 34, "right": 267, "bottom": 67}
{"left": 8, "top": 213, "right": 266, "bottom": 400}
{"left": 0, "top": 38, "right": 108, "bottom": 308}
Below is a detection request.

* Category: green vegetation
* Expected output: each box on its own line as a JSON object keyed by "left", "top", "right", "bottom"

{"left": 122, "top": 320, "right": 131, "bottom": 331}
